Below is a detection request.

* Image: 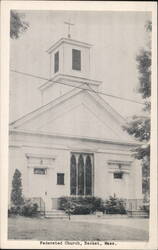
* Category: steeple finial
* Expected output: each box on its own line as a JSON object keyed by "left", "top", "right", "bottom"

{"left": 64, "top": 20, "right": 74, "bottom": 39}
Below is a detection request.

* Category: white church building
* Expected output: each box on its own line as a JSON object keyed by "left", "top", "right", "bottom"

{"left": 9, "top": 35, "right": 143, "bottom": 212}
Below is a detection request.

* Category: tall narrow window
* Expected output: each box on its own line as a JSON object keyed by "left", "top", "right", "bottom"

{"left": 70, "top": 155, "right": 77, "bottom": 195}
{"left": 57, "top": 173, "right": 64, "bottom": 185}
{"left": 54, "top": 51, "right": 59, "bottom": 73}
{"left": 78, "top": 154, "right": 84, "bottom": 195}
{"left": 85, "top": 155, "right": 92, "bottom": 195}
{"left": 72, "top": 49, "right": 81, "bottom": 71}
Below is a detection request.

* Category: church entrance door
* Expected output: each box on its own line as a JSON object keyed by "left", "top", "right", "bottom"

{"left": 52, "top": 198, "right": 60, "bottom": 209}
{"left": 70, "top": 153, "right": 94, "bottom": 196}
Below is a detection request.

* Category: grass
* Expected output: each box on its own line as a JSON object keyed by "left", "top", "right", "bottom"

{"left": 8, "top": 216, "right": 149, "bottom": 241}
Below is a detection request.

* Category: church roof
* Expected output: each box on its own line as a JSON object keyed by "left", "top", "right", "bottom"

{"left": 47, "top": 37, "right": 92, "bottom": 54}
{"left": 9, "top": 86, "right": 140, "bottom": 146}
{"left": 10, "top": 86, "right": 125, "bottom": 128}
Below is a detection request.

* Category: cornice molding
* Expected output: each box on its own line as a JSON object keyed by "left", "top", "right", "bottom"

{"left": 38, "top": 73, "right": 102, "bottom": 91}
{"left": 9, "top": 128, "right": 141, "bottom": 147}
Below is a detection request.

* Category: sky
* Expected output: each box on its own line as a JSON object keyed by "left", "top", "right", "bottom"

{"left": 10, "top": 10, "right": 151, "bottom": 122}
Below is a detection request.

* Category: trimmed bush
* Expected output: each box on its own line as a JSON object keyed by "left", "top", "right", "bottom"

{"left": 11, "top": 169, "right": 24, "bottom": 206}
{"left": 65, "top": 202, "right": 93, "bottom": 215}
{"left": 59, "top": 196, "right": 105, "bottom": 214}
{"left": 104, "top": 196, "right": 126, "bottom": 214}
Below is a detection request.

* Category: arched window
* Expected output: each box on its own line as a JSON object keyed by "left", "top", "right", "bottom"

{"left": 78, "top": 154, "right": 84, "bottom": 195}
{"left": 70, "top": 153, "right": 93, "bottom": 196}
{"left": 70, "top": 155, "right": 77, "bottom": 195}
{"left": 85, "top": 155, "right": 92, "bottom": 195}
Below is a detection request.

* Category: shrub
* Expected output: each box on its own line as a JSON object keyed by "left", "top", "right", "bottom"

{"left": 20, "top": 199, "right": 38, "bottom": 217}
{"left": 140, "top": 204, "right": 150, "bottom": 216}
{"left": 105, "top": 196, "right": 126, "bottom": 214}
{"left": 11, "top": 169, "right": 24, "bottom": 206}
{"left": 59, "top": 196, "right": 105, "bottom": 214}
{"left": 70, "top": 203, "right": 92, "bottom": 215}
{"left": 8, "top": 206, "right": 21, "bottom": 217}
{"left": 9, "top": 205, "right": 22, "bottom": 215}
{"left": 64, "top": 202, "right": 93, "bottom": 215}
{"left": 8, "top": 199, "right": 38, "bottom": 217}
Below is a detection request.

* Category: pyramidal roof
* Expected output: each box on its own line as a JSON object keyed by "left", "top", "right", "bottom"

{"left": 47, "top": 37, "right": 92, "bottom": 54}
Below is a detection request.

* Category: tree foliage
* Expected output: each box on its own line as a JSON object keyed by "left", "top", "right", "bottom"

{"left": 125, "top": 115, "right": 150, "bottom": 141}
{"left": 105, "top": 195, "right": 126, "bottom": 214}
{"left": 136, "top": 49, "right": 151, "bottom": 99}
{"left": 124, "top": 20, "right": 151, "bottom": 201}
{"left": 11, "top": 169, "right": 24, "bottom": 206}
{"left": 10, "top": 10, "right": 29, "bottom": 39}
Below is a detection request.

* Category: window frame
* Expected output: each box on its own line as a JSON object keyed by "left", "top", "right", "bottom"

{"left": 113, "top": 172, "right": 123, "bottom": 179}
{"left": 72, "top": 49, "right": 81, "bottom": 71}
{"left": 70, "top": 153, "right": 93, "bottom": 196}
{"left": 33, "top": 168, "right": 47, "bottom": 175}
{"left": 54, "top": 51, "right": 59, "bottom": 73}
{"left": 57, "top": 173, "right": 65, "bottom": 185}
{"left": 70, "top": 154, "right": 77, "bottom": 195}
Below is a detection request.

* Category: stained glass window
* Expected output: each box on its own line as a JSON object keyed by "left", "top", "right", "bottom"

{"left": 70, "top": 155, "right": 77, "bottom": 195}
{"left": 78, "top": 154, "right": 84, "bottom": 195}
{"left": 70, "top": 153, "right": 93, "bottom": 196}
{"left": 85, "top": 155, "right": 92, "bottom": 195}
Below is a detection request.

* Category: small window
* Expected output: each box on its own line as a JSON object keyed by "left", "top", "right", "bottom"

{"left": 72, "top": 49, "right": 81, "bottom": 71}
{"left": 54, "top": 51, "right": 59, "bottom": 73}
{"left": 57, "top": 173, "right": 64, "bottom": 185}
{"left": 34, "top": 168, "right": 46, "bottom": 175}
{"left": 114, "top": 172, "right": 123, "bottom": 179}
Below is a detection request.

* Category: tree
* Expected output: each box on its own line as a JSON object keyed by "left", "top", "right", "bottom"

{"left": 11, "top": 169, "right": 24, "bottom": 206}
{"left": 10, "top": 10, "right": 29, "bottom": 39}
{"left": 124, "top": 21, "right": 151, "bottom": 202}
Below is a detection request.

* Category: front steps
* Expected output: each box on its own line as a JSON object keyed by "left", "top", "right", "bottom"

{"left": 45, "top": 209, "right": 68, "bottom": 219}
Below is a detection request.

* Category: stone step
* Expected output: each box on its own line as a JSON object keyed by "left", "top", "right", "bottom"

{"left": 45, "top": 214, "right": 67, "bottom": 217}
{"left": 45, "top": 210, "right": 65, "bottom": 214}
{"left": 45, "top": 215, "right": 68, "bottom": 219}
{"left": 45, "top": 210, "right": 68, "bottom": 219}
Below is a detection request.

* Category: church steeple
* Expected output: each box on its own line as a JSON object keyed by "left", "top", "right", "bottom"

{"left": 39, "top": 32, "right": 102, "bottom": 105}
{"left": 47, "top": 37, "right": 92, "bottom": 79}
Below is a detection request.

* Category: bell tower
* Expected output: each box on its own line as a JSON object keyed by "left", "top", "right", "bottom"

{"left": 47, "top": 37, "right": 92, "bottom": 79}
{"left": 39, "top": 25, "right": 102, "bottom": 105}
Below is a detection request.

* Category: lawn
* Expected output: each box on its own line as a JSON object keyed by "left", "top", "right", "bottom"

{"left": 8, "top": 216, "right": 149, "bottom": 241}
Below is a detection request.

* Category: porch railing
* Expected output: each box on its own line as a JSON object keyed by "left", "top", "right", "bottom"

{"left": 124, "top": 199, "right": 144, "bottom": 211}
